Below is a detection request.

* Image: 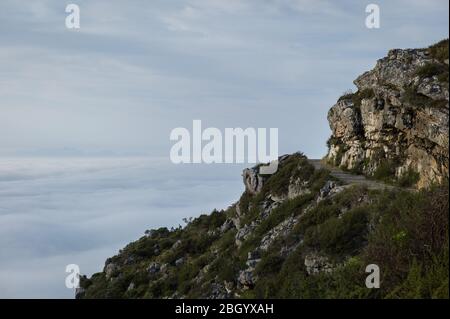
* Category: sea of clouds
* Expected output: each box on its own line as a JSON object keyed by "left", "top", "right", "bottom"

{"left": 0, "top": 157, "right": 245, "bottom": 298}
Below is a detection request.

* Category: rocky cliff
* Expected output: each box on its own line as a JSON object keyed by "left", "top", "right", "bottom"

{"left": 326, "top": 39, "right": 449, "bottom": 188}
{"left": 77, "top": 41, "right": 449, "bottom": 299}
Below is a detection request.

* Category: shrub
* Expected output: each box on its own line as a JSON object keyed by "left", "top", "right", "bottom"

{"left": 403, "top": 84, "right": 448, "bottom": 109}
{"left": 309, "top": 168, "right": 334, "bottom": 193}
{"left": 263, "top": 153, "right": 312, "bottom": 196}
{"left": 207, "top": 255, "right": 240, "bottom": 282}
{"left": 402, "top": 85, "right": 430, "bottom": 107}
{"left": 188, "top": 210, "right": 226, "bottom": 231}
{"left": 255, "top": 253, "right": 285, "bottom": 277}
{"left": 326, "top": 136, "right": 341, "bottom": 150}
{"left": 428, "top": 39, "right": 449, "bottom": 63}
{"left": 295, "top": 201, "right": 340, "bottom": 236}
{"left": 338, "top": 88, "right": 375, "bottom": 108}
{"left": 363, "top": 184, "right": 449, "bottom": 297}
{"left": 372, "top": 160, "right": 397, "bottom": 183}
{"left": 238, "top": 191, "right": 252, "bottom": 216}
{"left": 397, "top": 169, "right": 420, "bottom": 187}
{"left": 382, "top": 82, "right": 398, "bottom": 91}
{"left": 385, "top": 252, "right": 449, "bottom": 299}
{"left": 303, "top": 206, "right": 368, "bottom": 257}
{"left": 415, "top": 63, "right": 448, "bottom": 79}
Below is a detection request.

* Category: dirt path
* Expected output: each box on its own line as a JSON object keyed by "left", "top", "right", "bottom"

{"left": 308, "top": 159, "right": 401, "bottom": 191}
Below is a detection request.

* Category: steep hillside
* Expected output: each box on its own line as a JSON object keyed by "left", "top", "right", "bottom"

{"left": 326, "top": 40, "right": 449, "bottom": 188}
{"left": 78, "top": 154, "right": 448, "bottom": 299}
{"left": 78, "top": 41, "right": 449, "bottom": 299}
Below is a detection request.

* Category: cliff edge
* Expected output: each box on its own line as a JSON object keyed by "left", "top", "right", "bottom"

{"left": 326, "top": 39, "right": 449, "bottom": 188}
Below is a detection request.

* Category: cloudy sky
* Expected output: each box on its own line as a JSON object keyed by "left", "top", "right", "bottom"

{"left": 0, "top": 0, "right": 448, "bottom": 298}
{"left": 1, "top": 0, "right": 448, "bottom": 157}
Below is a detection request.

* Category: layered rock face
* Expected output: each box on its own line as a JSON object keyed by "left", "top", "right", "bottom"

{"left": 326, "top": 40, "right": 449, "bottom": 188}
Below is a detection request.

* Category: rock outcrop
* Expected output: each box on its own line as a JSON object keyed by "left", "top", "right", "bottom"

{"left": 242, "top": 167, "right": 265, "bottom": 195}
{"left": 326, "top": 40, "right": 449, "bottom": 188}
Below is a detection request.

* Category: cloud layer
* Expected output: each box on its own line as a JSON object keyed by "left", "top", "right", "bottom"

{"left": 0, "top": 157, "right": 245, "bottom": 298}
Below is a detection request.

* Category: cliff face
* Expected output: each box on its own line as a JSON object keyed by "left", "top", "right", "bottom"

{"left": 326, "top": 40, "right": 449, "bottom": 188}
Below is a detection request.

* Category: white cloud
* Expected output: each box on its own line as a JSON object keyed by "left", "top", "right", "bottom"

{"left": 0, "top": 157, "right": 245, "bottom": 298}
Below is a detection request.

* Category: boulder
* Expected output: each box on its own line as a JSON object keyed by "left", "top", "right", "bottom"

{"left": 242, "top": 167, "right": 265, "bottom": 195}
{"left": 304, "top": 253, "right": 333, "bottom": 275}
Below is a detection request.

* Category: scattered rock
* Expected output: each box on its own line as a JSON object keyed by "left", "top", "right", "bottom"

{"left": 235, "top": 222, "right": 258, "bottom": 247}
{"left": 304, "top": 253, "right": 334, "bottom": 275}
{"left": 147, "top": 262, "right": 161, "bottom": 274}
{"left": 259, "top": 216, "right": 299, "bottom": 251}
{"left": 104, "top": 262, "right": 118, "bottom": 279}
{"left": 208, "top": 282, "right": 230, "bottom": 299}
{"left": 220, "top": 219, "right": 235, "bottom": 233}
{"left": 175, "top": 257, "right": 185, "bottom": 267}
{"left": 172, "top": 240, "right": 182, "bottom": 250}
{"left": 317, "top": 181, "right": 344, "bottom": 202}
{"left": 238, "top": 270, "right": 256, "bottom": 289}
{"left": 127, "top": 282, "right": 135, "bottom": 291}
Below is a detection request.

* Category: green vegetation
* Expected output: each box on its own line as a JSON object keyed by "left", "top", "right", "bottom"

{"left": 326, "top": 136, "right": 341, "bottom": 150}
{"left": 428, "top": 39, "right": 449, "bottom": 63}
{"left": 372, "top": 160, "right": 397, "bottom": 183}
{"left": 303, "top": 206, "right": 368, "bottom": 256}
{"left": 369, "top": 160, "right": 419, "bottom": 187}
{"left": 401, "top": 39, "right": 449, "bottom": 109}
{"left": 249, "top": 184, "right": 449, "bottom": 298}
{"left": 397, "top": 169, "right": 420, "bottom": 188}
{"left": 79, "top": 156, "right": 448, "bottom": 299}
{"left": 365, "top": 184, "right": 449, "bottom": 298}
{"left": 402, "top": 84, "right": 447, "bottom": 109}
{"left": 415, "top": 62, "right": 448, "bottom": 80}
{"left": 262, "top": 153, "right": 314, "bottom": 196}
{"left": 338, "top": 88, "right": 375, "bottom": 108}
{"left": 381, "top": 82, "right": 398, "bottom": 91}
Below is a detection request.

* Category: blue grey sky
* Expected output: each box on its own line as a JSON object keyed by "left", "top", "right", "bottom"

{"left": 0, "top": 0, "right": 448, "bottom": 298}
{"left": 1, "top": 0, "right": 448, "bottom": 158}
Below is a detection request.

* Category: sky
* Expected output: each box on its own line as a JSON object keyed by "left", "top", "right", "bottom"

{"left": 0, "top": 0, "right": 448, "bottom": 158}
{"left": 0, "top": 0, "right": 448, "bottom": 298}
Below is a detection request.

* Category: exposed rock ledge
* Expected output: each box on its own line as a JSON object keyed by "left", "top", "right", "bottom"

{"left": 326, "top": 40, "right": 449, "bottom": 189}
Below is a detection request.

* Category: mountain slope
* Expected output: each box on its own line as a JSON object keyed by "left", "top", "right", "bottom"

{"left": 78, "top": 41, "right": 449, "bottom": 299}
